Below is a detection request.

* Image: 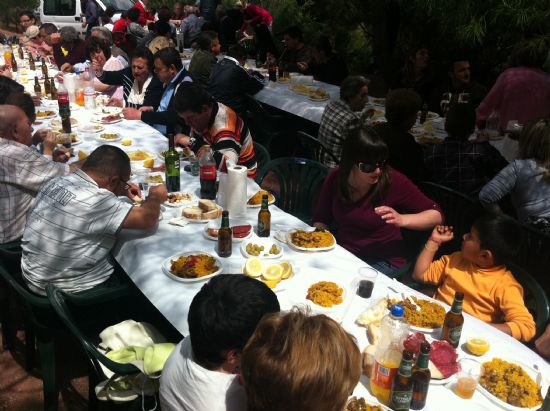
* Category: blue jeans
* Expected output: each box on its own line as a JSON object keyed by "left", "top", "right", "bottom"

{"left": 367, "top": 260, "right": 398, "bottom": 276}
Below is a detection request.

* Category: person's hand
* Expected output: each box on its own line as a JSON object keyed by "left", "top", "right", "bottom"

{"left": 122, "top": 108, "right": 142, "bottom": 120}
{"left": 148, "top": 184, "right": 168, "bottom": 203}
{"left": 0, "top": 64, "right": 12, "bottom": 78}
{"left": 91, "top": 58, "right": 104, "bottom": 76}
{"left": 474, "top": 129, "right": 489, "bottom": 142}
{"left": 32, "top": 129, "right": 50, "bottom": 145}
{"left": 126, "top": 181, "right": 141, "bottom": 199}
{"left": 174, "top": 133, "right": 190, "bottom": 147}
{"left": 430, "top": 225, "right": 454, "bottom": 244}
{"left": 54, "top": 71, "right": 64, "bottom": 82}
{"left": 53, "top": 146, "right": 70, "bottom": 163}
{"left": 138, "top": 106, "right": 154, "bottom": 112}
{"left": 42, "top": 131, "right": 58, "bottom": 155}
{"left": 374, "top": 206, "right": 404, "bottom": 227}
{"left": 535, "top": 324, "right": 550, "bottom": 361}
{"left": 60, "top": 62, "right": 73, "bottom": 73}
{"left": 31, "top": 94, "right": 42, "bottom": 106}
{"left": 106, "top": 97, "right": 123, "bottom": 107}
{"left": 296, "top": 61, "right": 309, "bottom": 72}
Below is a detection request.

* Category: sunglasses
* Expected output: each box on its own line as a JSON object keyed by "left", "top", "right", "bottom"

{"left": 357, "top": 160, "right": 387, "bottom": 173}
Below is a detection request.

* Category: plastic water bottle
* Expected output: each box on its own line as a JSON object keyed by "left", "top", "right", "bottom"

{"left": 371, "top": 304, "right": 411, "bottom": 405}
{"left": 84, "top": 87, "right": 95, "bottom": 110}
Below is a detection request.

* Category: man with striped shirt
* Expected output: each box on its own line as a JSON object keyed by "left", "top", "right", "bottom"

{"left": 173, "top": 83, "right": 257, "bottom": 178}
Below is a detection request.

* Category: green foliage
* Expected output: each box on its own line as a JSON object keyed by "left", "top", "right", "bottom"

{"left": 1, "top": 0, "right": 39, "bottom": 29}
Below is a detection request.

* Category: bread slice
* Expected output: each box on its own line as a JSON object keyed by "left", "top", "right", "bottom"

{"left": 198, "top": 199, "right": 217, "bottom": 212}
{"left": 182, "top": 206, "right": 202, "bottom": 219}
{"left": 202, "top": 207, "right": 221, "bottom": 219}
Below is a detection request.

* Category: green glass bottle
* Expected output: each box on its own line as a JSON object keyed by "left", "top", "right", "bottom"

{"left": 390, "top": 350, "right": 414, "bottom": 411}
{"left": 164, "top": 134, "right": 180, "bottom": 192}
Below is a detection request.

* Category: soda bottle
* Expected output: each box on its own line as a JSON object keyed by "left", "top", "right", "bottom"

{"left": 411, "top": 342, "right": 431, "bottom": 409}
{"left": 199, "top": 145, "right": 217, "bottom": 199}
{"left": 217, "top": 210, "right": 232, "bottom": 257}
{"left": 441, "top": 291, "right": 464, "bottom": 348}
{"left": 257, "top": 194, "right": 271, "bottom": 237}
{"left": 371, "top": 304, "right": 410, "bottom": 405}
{"left": 390, "top": 350, "right": 414, "bottom": 411}
{"left": 164, "top": 134, "right": 181, "bottom": 192}
{"left": 57, "top": 76, "right": 71, "bottom": 133}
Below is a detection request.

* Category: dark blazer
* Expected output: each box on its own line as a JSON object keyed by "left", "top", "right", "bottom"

{"left": 96, "top": 67, "right": 163, "bottom": 110}
{"left": 207, "top": 57, "right": 264, "bottom": 115}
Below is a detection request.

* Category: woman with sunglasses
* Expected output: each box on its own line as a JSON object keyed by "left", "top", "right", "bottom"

{"left": 312, "top": 126, "right": 443, "bottom": 274}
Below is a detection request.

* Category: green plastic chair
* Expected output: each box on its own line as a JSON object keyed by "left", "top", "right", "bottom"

{"left": 0, "top": 240, "right": 22, "bottom": 351}
{"left": 242, "top": 94, "right": 290, "bottom": 150}
{"left": 253, "top": 142, "right": 271, "bottom": 184}
{"left": 257, "top": 157, "right": 329, "bottom": 223}
{"left": 294, "top": 131, "right": 339, "bottom": 166}
{"left": 517, "top": 223, "right": 550, "bottom": 299}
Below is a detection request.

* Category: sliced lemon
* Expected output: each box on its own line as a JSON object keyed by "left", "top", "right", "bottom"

{"left": 143, "top": 158, "right": 154, "bottom": 168}
{"left": 244, "top": 257, "right": 263, "bottom": 278}
{"left": 278, "top": 261, "right": 292, "bottom": 279}
{"left": 77, "top": 150, "right": 88, "bottom": 160}
{"left": 466, "top": 337, "right": 490, "bottom": 356}
{"left": 121, "top": 139, "right": 132, "bottom": 146}
{"left": 262, "top": 264, "right": 283, "bottom": 282}
{"left": 262, "top": 278, "right": 279, "bottom": 289}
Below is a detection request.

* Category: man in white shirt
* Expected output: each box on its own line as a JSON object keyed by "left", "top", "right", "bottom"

{"left": 160, "top": 274, "right": 280, "bottom": 411}
{"left": 21, "top": 145, "right": 167, "bottom": 295}
{"left": 0, "top": 104, "right": 69, "bottom": 244}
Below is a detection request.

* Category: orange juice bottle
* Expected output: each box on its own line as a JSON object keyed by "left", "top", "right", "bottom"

{"left": 75, "top": 88, "right": 85, "bottom": 106}
{"left": 370, "top": 304, "right": 410, "bottom": 405}
{"left": 4, "top": 48, "right": 13, "bottom": 68}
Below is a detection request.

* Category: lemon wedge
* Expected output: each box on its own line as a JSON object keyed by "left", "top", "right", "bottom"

{"left": 262, "top": 279, "right": 279, "bottom": 289}
{"left": 466, "top": 337, "right": 490, "bottom": 356}
{"left": 77, "top": 150, "right": 88, "bottom": 160}
{"left": 278, "top": 261, "right": 292, "bottom": 279}
{"left": 143, "top": 158, "right": 154, "bottom": 168}
{"left": 121, "top": 139, "right": 132, "bottom": 146}
{"left": 244, "top": 257, "right": 263, "bottom": 278}
{"left": 263, "top": 264, "right": 283, "bottom": 282}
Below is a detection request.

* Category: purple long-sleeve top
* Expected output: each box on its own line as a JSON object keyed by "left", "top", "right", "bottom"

{"left": 312, "top": 167, "right": 442, "bottom": 268}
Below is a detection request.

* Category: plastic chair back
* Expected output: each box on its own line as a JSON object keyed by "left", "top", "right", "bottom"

{"left": 295, "top": 131, "right": 339, "bottom": 166}
{"left": 517, "top": 223, "right": 550, "bottom": 298}
{"left": 242, "top": 94, "right": 287, "bottom": 149}
{"left": 257, "top": 157, "right": 329, "bottom": 223}
{"left": 253, "top": 142, "right": 271, "bottom": 183}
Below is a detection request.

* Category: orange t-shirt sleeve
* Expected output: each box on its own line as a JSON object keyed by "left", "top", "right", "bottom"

{"left": 494, "top": 275, "right": 536, "bottom": 342}
{"left": 421, "top": 254, "right": 451, "bottom": 286}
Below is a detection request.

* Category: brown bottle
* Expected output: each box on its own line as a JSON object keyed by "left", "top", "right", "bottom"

{"left": 10, "top": 53, "right": 17, "bottom": 72}
{"left": 49, "top": 78, "right": 57, "bottom": 100}
{"left": 41, "top": 58, "right": 48, "bottom": 77}
{"left": 217, "top": 210, "right": 232, "bottom": 257}
{"left": 257, "top": 194, "right": 271, "bottom": 237}
{"left": 411, "top": 342, "right": 431, "bottom": 409}
{"left": 18, "top": 45, "right": 24, "bottom": 60}
{"left": 441, "top": 291, "right": 464, "bottom": 348}
{"left": 44, "top": 73, "right": 51, "bottom": 96}
{"left": 33, "top": 76, "right": 42, "bottom": 96}
{"left": 29, "top": 54, "right": 36, "bottom": 71}
{"left": 390, "top": 349, "right": 414, "bottom": 411}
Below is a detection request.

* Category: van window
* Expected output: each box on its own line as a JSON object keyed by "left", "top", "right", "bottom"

{"left": 101, "top": 0, "right": 134, "bottom": 12}
{"left": 43, "top": 0, "right": 77, "bottom": 16}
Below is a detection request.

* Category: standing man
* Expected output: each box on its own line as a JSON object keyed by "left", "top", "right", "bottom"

{"left": 131, "top": 0, "right": 155, "bottom": 27}
{"left": 82, "top": 0, "right": 100, "bottom": 39}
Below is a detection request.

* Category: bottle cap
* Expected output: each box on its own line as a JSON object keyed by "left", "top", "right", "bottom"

{"left": 390, "top": 304, "right": 404, "bottom": 317}
{"left": 222, "top": 210, "right": 228, "bottom": 217}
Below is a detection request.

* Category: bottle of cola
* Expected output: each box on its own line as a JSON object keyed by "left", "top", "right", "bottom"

{"left": 199, "top": 145, "right": 217, "bottom": 199}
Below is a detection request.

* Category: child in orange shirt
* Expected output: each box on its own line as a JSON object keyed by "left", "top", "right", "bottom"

{"left": 412, "top": 214, "right": 535, "bottom": 341}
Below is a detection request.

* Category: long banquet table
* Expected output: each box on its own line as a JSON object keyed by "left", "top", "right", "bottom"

{"left": 10, "top": 52, "right": 550, "bottom": 411}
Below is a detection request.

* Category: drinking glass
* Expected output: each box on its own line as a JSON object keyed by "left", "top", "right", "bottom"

{"left": 356, "top": 267, "right": 378, "bottom": 298}
{"left": 440, "top": 92, "right": 451, "bottom": 115}
{"left": 455, "top": 358, "right": 481, "bottom": 399}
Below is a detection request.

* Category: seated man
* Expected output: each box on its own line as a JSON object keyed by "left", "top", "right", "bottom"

{"left": 424, "top": 103, "right": 508, "bottom": 195}
{"left": 147, "top": 21, "right": 176, "bottom": 54}
{"left": 123, "top": 47, "right": 192, "bottom": 134}
{"left": 279, "top": 26, "right": 314, "bottom": 74}
{"left": 412, "top": 216, "right": 536, "bottom": 342}
{"left": 160, "top": 274, "right": 280, "bottom": 411}
{"left": 38, "top": 23, "right": 60, "bottom": 54}
{"left": 188, "top": 30, "right": 221, "bottom": 88}
{"left": 53, "top": 26, "right": 87, "bottom": 72}
{"left": 318, "top": 75, "right": 369, "bottom": 166}
{"left": 241, "top": 310, "right": 361, "bottom": 411}
{"left": 174, "top": 83, "right": 257, "bottom": 178}
{"left": 180, "top": 5, "right": 204, "bottom": 48}
{"left": 22, "top": 25, "right": 52, "bottom": 59}
{"left": 374, "top": 88, "right": 427, "bottom": 181}
{"left": 21, "top": 145, "right": 166, "bottom": 295}
{"left": 0, "top": 104, "right": 70, "bottom": 244}
{"left": 207, "top": 43, "right": 264, "bottom": 115}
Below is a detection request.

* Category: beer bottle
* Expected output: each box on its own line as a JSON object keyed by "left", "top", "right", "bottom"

{"left": 10, "top": 52, "right": 17, "bottom": 72}
{"left": 390, "top": 349, "right": 414, "bottom": 411}
{"left": 49, "top": 78, "right": 58, "bottom": 100}
{"left": 442, "top": 291, "right": 464, "bottom": 348}
{"left": 411, "top": 342, "right": 431, "bottom": 410}
{"left": 217, "top": 210, "right": 232, "bottom": 257}
{"left": 44, "top": 73, "right": 51, "bottom": 96}
{"left": 419, "top": 103, "right": 428, "bottom": 124}
{"left": 33, "top": 76, "right": 42, "bottom": 96}
{"left": 41, "top": 58, "right": 48, "bottom": 77}
{"left": 538, "top": 387, "right": 550, "bottom": 411}
{"left": 18, "top": 45, "right": 24, "bottom": 60}
{"left": 164, "top": 133, "right": 181, "bottom": 192}
{"left": 29, "top": 53, "right": 35, "bottom": 71}
{"left": 257, "top": 194, "right": 271, "bottom": 237}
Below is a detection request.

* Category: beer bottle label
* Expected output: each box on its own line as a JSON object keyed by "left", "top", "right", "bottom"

{"left": 448, "top": 325, "right": 463, "bottom": 345}
{"left": 200, "top": 165, "right": 216, "bottom": 180}
{"left": 258, "top": 221, "right": 265, "bottom": 233}
{"left": 451, "top": 299, "right": 463, "bottom": 314}
{"left": 391, "top": 390, "right": 413, "bottom": 410}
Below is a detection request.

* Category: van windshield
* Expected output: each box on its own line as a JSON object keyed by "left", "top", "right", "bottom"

{"left": 101, "top": 0, "right": 135, "bottom": 12}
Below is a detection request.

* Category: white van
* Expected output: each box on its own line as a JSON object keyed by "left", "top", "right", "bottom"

{"left": 39, "top": 0, "right": 135, "bottom": 36}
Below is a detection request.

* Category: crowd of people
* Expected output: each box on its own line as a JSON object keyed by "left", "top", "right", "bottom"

{"left": 1, "top": 1, "right": 550, "bottom": 410}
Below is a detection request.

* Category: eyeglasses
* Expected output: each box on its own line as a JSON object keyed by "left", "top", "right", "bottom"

{"left": 357, "top": 160, "right": 387, "bottom": 173}
{"left": 119, "top": 177, "right": 131, "bottom": 191}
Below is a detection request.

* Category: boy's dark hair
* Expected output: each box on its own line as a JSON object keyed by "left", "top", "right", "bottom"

{"left": 445, "top": 103, "right": 476, "bottom": 140}
{"left": 82, "top": 145, "right": 131, "bottom": 177}
{"left": 5, "top": 91, "right": 36, "bottom": 122}
{"left": 473, "top": 214, "right": 520, "bottom": 266}
{"left": 385, "top": 88, "right": 422, "bottom": 131}
{"left": 196, "top": 30, "right": 218, "bottom": 51}
{"left": 154, "top": 47, "right": 183, "bottom": 71}
{"left": 155, "top": 21, "right": 171, "bottom": 37}
{"left": 188, "top": 274, "right": 280, "bottom": 369}
{"left": 127, "top": 8, "right": 141, "bottom": 23}
{"left": 174, "top": 82, "right": 215, "bottom": 113}
{"left": 227, "top": 44, "right": 247, "bottom": 61}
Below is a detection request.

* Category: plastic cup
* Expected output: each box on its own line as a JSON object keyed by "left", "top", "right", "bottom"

{"left": 356, "top": 267, "right": 378, "bottom": 298}
{"left": 455, "top": 358, "right": 481, "bottom": 399}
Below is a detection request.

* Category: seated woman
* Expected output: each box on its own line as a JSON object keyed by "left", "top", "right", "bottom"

{"left": 93, "top": 46, "right": 163, "bottom": 109}
{"left": 479, "top": 118, "right": 550, "bottom": 223}
{"left": 86, "top": 37, "right": 124, "bottom": 100}
{"left": 312, "top": 126, "right": 443, "bottom": 274}
{"left": 241, "top": 310, "right": 361, "bottom": 411}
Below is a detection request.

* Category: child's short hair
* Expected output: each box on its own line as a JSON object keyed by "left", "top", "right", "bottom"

{"left": 473, "top": 214, "right": 520, "bottom": 265}
{"left": 445, "top": 103, "right": 476, "bottom": 140}
{"left": 187, "top": 274, "right": 280, "bottom": 369}
{"left": 241, "top": 310, "right": 361, "bottom": 411}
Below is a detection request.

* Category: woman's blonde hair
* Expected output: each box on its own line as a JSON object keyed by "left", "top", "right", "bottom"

{"left": 519, "top": 118, "right": 550, "bottom": 181}
{"left": 241, "top": 309, "right": 361, "bottom": 411}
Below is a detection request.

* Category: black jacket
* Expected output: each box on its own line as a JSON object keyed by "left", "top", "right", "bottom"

{"left": 207, "top": 57, "right": 264, "bottom": 115}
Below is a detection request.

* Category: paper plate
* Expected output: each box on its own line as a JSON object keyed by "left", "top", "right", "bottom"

{"left": 163, "top": 192, "right": 195, "bottom": 207}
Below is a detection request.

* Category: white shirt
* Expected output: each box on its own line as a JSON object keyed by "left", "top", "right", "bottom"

{"left": 127, "top": 74, "right": 153, "bottom": 107}
{"left": 160, "top": 337, "right": 246, "bottom": 411}
{"left": 21, "top": 169, "right": 132, "bottom": 295}
{"left": 0, "top": 137, "right": 66, "bottom": 243}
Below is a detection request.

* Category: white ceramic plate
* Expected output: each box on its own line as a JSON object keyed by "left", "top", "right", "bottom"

{"left": 94, "top": 106, "right": 122, "bottom": 116}
{"left": 346, "top": 398, "right": 391, "bottom": 411}
{"left": 50, "top": 118, "right": 78, "bottom": 128}
{"left": 477, "top": 358, "right": 548, "bottom": 411}
{"left": 183, "top": 205, "right": 223, "bottom": 223}
{"left": 286, "top": 228, "right": 336, "bottom": 252}
{"left": 386, "top": 293, "right": 446, "bottom": 332}
{"left": 246, "top": 192, "right": 276, "bottom": 208}
{"left": 164, "top": 192, "right": 194, "bottom": 207}
{"left": 308, "top": 95, "right": 329, "bottom": 102}
{"left": 80, "top": 124, "right": 105, "bottom": 133}
{"left": 241, "top": 238, "right": 284, "bottom": 259}
{"left": 55, "top": 133, "right": 82, "bottom": 146}
{"left": 91, "top": 115, "right": 123, "bottom": 124}
{"left": 35, "top": 108, "right": 57, "bottom": 119}
{"left": 97, "top": 132, "right": 122, "bottom": 142}
{"left": 203, "top": 221, "right": 253, "bottom": 242}
{"left": 161, "top": 251, "right": 223, "bottom": 283}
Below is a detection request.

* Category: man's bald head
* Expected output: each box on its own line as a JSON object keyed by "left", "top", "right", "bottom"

{"left": 0, "top": 105, "right": 33, "bottom": 146}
